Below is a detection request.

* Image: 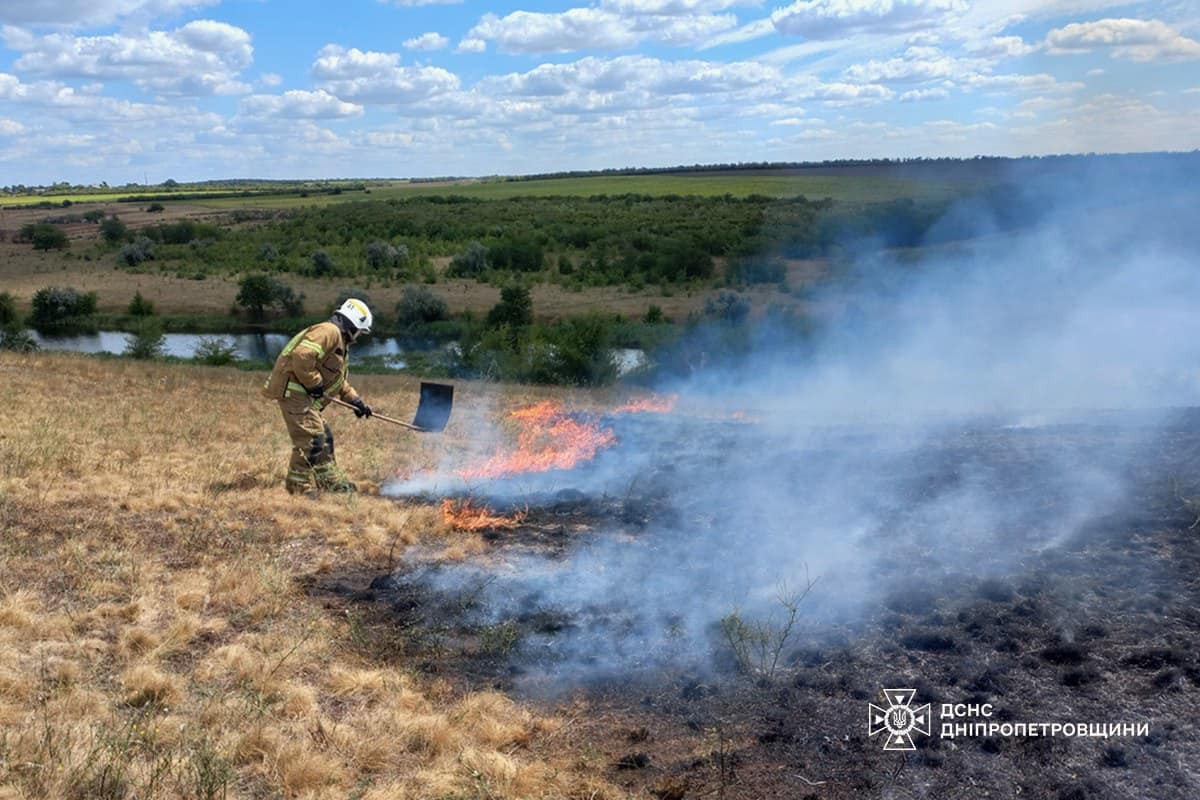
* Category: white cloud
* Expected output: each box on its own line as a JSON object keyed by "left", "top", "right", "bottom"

{"left": 602, "top": 0, "right": 755, "bottom": 11}
{"left": 456, "top": 37, "right": 486, "bottom": 53}
{"left": 701, "top": 17, "right": 776, "bottom": 48}
{"left": 843, "top": 46, "right": 982, "bottom": 84}
{"left": 466, "top": 6, "right": 738, "bottom": 54}
{"left": 259, "top": 72, "right": 283, "bottom": 87}
{"left": 771, "top": 0, "right": 966, "bottom": 40}
{"left": 1045, "top": 18, "right": 1200, "bottom": 62}
{"left": 901, "top": 86, "right": 949, "bottom": 101}
{"left": 0, "top": 118, "right": 26, "bottom": 135}
{"left": 965, "top": 35, "right": 1036, "bottom": 59}
{"left": 0, "top": 0, "right": 218, "bottom": 27}
{"left": 404, "top": 32, "right": 450, "bottom": 51}
{"left": 312, "top": 44, "right": 460, "bottom": 104}
{"left": 241, "top": 89, "right": 363, "bottom": 119}
{"left": 5, "top": 20, "right": 253, "bottom": 95}
{"left": 364, "top": 130, "right": 416, "bottom": 147}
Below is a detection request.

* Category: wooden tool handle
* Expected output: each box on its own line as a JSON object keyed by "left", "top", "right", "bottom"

{"left": 329, "top": 397, "right": 425, "bottom": 431}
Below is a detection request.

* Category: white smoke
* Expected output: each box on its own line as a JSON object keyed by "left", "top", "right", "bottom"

{"left": 382, "top": 158, "right": 1200, "bottom": 688}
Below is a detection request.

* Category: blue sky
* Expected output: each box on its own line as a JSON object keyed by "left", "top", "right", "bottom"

{"left": 0, "top": 0, "right": 1197, "bottom": 184}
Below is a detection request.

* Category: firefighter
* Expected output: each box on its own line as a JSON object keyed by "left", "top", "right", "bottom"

{"left": 262, "top": 298, "right": 374, "bottom": 494}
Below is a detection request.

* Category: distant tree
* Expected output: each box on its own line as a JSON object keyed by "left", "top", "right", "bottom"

{"left": 100, "top": 216, "right": 128, "bottom": 244}
{"left": 485, "top": 284, "right": 532, "bottom": 331}
{"left": 235, "top": 274, "right": 304, "bottom": 321}
{"left": 24, "top": 223, "right": 68, "bottom": 251}
{"left": 29, "top": 287, "right": 97, "bottom": 332}
{"left": 162, "top": 178, "right": 179, "bottom": 188}
{"left": 127, "top": 291, "right": 155, "bottom": 317}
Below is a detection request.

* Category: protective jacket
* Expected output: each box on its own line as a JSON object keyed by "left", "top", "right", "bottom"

{"left": 261, "top": 321, "right": 361, "bottom": 407}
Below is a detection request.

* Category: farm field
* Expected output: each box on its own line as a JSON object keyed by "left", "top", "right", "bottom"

{"left": 196, "top": 172, "right": 971, "bottom": 208}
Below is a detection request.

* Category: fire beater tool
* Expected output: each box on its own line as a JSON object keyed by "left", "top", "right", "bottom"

{"left": 330, "top": 381, "right": 454, "bottom": 433}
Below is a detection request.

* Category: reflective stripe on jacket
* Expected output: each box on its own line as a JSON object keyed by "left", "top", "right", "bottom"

{"left": 260, "top": 321, "right": 359, "bottom": 405}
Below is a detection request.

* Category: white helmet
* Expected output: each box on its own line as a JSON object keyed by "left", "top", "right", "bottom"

{"left": 336, "top": 298, "right": 373, "bottom": 338}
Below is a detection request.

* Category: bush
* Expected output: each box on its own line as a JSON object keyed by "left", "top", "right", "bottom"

{"left": 447, "top": 241, "right": 488, "bottom": 277}
{"left": 365, "top": 240, "right": 408, "bottom": 271}
{"left": 194, "top": 337, "right": 238, "bottom": 366}
{"left": 146, "top": 202, "right": 165, "bottom": 213}
{"left": 534, "top": 314, "right": 617, "bottom": 386}
{"left": 0, "top": 291, "right": 17, "bottom": 327}
{"left": 0, "top": 327, "right": 38, "bottom": 352}
{"left": 704, "top": 291, "right": 751, "bottom": 325}
{"left": 29, "top": 286, "right": 97, "bottom": 332}
{"left": 100, "top": 216, "right": 128, "bottom": 244}
{"left": 124, "top": 318, "right": 165, "bottom": 360}
{"left": 140, "top": 220, "right": 219, "bottom": 245}
{"left": 485, "top": 284, "right": 532, "bottom": 331}
{"left": 310, "top": 250, "right": 335, "bottom": 276}
{"left": 235, "top": 274, "right": 305, "bottom": 320}
{"left": 83, "top": 209, "right": 105, "bottom": 223}
{"left": 257, "top": 243, "right": 278, "bottom": 262}
{"left": 22, "top": 223, "right": 69, "bottom": 251}
{"left": 395, "top": 286, "right": 448, "bottom": 327}
{"left": 119, "top": 236, "right": 155, "bottom": 266}
{"left": 127, "top": 291, "right": 155, "bottom": 317}
{"left": 644, "top": 304, "right": 666, "bottom": 324}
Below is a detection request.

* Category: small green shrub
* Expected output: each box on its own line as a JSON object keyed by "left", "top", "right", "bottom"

{"left": 119, "top": 236, "right": 155, "bottom": 266}
{"left": 124, "top": 318, "right": 165, "bottom": 360}
{"left": 127, "top": 291, "right": 155, "bottom": 317}
{"left": 194, "top": 337, "right": 238, "bottom": 366}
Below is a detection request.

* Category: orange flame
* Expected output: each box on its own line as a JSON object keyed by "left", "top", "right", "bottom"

{"left": 440, "top": 498, "right": 527, "bottom": 531}
{"left": 612, "top": 393, "right": 678, "bottom": 414}
{"left": 454, "top": 400, "right": 617, "bottom": 481}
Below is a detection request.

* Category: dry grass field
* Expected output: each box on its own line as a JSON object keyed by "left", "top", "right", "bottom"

{"left": 0, "top": 352, "right": 624, "bottom": 799}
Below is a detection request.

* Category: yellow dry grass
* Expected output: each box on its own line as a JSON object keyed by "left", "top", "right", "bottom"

{"left": 0, "top": 352, "right": 626, "bottom": 799}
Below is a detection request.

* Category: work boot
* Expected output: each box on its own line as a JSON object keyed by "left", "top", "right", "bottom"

{"left": 286, "top": 468, "right": 314, "bottom": 495}
{"left": 313, "top": 461, "right": 356, "bottom": 493}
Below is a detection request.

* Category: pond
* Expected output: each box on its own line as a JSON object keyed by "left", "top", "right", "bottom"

{"left": 26, "top": 330, "right": 649, "bottom": 375}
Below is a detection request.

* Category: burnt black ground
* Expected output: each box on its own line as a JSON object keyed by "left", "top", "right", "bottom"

{"left": 319, "top": 409, "right": 1200, "bottom": 799}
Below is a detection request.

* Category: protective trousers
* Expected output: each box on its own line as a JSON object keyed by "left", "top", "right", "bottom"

{"left": 278, "top": 394, "right": 353, "bottom": 493}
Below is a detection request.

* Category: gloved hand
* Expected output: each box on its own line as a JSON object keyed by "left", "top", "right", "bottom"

{"left": 351, "top": 398, "right": 373, "bottom": 418}
{"left": 306, "top": 383, "right": 325, "bottom": 400}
